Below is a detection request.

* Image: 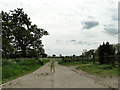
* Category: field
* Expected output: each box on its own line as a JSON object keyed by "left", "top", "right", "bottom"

{"left": 2, "top": 58, "right": 49, "bottom": 83}
{"left": 76, "top": 63, "right": 118, "bottom": 77}
{"left": 59, "top": 58, "right": 118, "bottom": 77}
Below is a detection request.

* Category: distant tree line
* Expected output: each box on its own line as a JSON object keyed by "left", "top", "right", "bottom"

{"left": 82, "top": 42, "right": 119, "bottom": 65}
{"left": 59, "top": 42, "right": 119, "bottom": 66}
{"left": 2, "top": 8, "right": 48, "bottom": 59}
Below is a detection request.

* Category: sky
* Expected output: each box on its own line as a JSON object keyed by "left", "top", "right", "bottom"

{"left": 0, "top": 0, "right": 119, "bottom": 56}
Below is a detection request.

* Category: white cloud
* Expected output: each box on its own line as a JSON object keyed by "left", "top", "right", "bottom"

{"left": 0, "top": 0, "right": 119, "bottom": 56}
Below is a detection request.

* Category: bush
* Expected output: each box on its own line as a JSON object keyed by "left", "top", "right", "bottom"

{"left": 36, "top": 59, "right": 43, "bottom": 65}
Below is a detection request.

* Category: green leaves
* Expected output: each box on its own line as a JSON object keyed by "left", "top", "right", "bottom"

{"left": 2, "top": 8, "right": 48, "bottom": 58}
{"left": 97, "top": 42, "right": 115, "bottom": 64}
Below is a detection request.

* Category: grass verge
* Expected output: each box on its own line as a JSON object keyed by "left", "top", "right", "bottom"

{"left": 59, "top": 61, "right": 118, "bottom": 77}
{"left": 59, "top": 61, "right": 92, "bottom": 66}
{"left": 76, "top": 63, "right": 118, "bottom": 77}
{"left": 2, "top": 58, "right": 49, "bottom": 83}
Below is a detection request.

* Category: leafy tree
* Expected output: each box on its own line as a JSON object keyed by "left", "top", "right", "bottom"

{"left": 59, "top": 54, "right": 62, "bottom": 57}
{"left": 40, "top": 53, "right": 48, "bottom": 58}
{"left": 52, "top": 54, "right": 56, "bottom": 57}
{"left": 73, "top": 55, "right": 76, "bottom": 57}
{"left": 97, "top": 42, "right": 115, "bottom": 64}
{"left": 2, "top": 8, "right": 48, "bottom": 58}
{"left": 2, "top": 11, "right": 15, "bottom": 58}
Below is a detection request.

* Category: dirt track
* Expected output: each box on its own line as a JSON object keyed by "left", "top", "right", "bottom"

{"left": 2, "top": 62, "right": 117, "bottom": 88}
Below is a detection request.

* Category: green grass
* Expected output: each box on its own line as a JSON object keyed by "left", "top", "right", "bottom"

{"left": 59, "top": 61, "right": 92, "bottom": 66}
{"left": 59, "top": 60, "right": 118, "bottom": 77}
{"left": 2, "top": 58, "right": 49, "bottom": 83}
{"left": 76, "top": 63, "right": 118, "bottom": 77}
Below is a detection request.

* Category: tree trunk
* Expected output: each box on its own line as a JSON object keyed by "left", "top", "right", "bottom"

{"left": 21, "top": 46, "right": 26, "bottom": 58}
